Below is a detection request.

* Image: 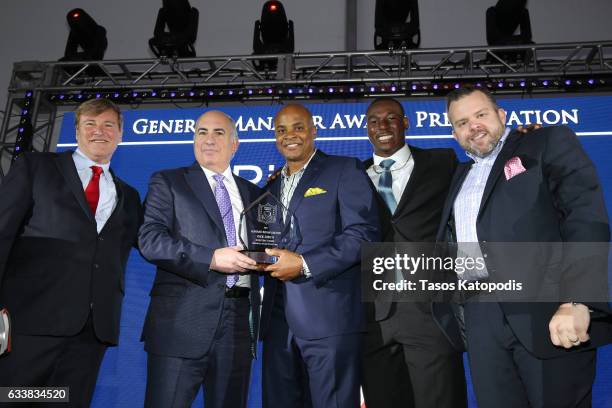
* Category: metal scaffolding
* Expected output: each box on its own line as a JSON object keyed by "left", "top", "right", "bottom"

{"left": 2, "top": 41, "right": 612, "bottom": 177}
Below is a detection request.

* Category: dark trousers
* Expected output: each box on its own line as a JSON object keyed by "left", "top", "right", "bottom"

{"left": 262, "top": 291, "right": 361, "bottom": 408}
{"left": 144, "top": 297, "right": 252, "bottom": 408}
{"left": 362, "top": 302, "right": 467, "bottom": 408}
{"left": 464, "top": 302, "right": 597, "bottom": 408}
{"left": 0, "top": 315, "right": 107, "bottom": 408}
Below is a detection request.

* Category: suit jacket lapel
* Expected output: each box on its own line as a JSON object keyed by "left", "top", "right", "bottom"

{"left": 288, "top": 150, "right": 324, "bottom": 215}
{"left": 184, "top": 163, "right": 226, "bottom": 240}
{"left": 478, "top": 130, "right": 522, "bottom": 216}
{"left": 55, "top": 150, "right": 96, "bottom": 222}
{"left": 440, "top": 161, "right": 472, "bottom": 228}
{"left": 394, "top": 146, "right": 427, "bottom": 216}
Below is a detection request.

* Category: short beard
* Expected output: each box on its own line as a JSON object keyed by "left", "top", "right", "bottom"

{"left": 465, "top": 139, "right": 498, "bottom": 158}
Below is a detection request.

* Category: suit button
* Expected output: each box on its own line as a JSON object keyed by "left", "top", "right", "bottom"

{"left": 93, "top": 263, "right": 99, "bottom": 269}
{"left": 98, "top": 237, "right": 104, "bottom": 241}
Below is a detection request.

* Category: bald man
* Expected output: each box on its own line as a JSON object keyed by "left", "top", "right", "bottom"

{"left": 138, "top": 111, "right": 262, "bottom": 408}
{"left": 260, "top": 104, "right": 379, "bottom": 408}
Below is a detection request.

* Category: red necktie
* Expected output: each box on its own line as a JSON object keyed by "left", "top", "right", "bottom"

{"left": 85, "top": 166, "right": 103, "bottom": 215}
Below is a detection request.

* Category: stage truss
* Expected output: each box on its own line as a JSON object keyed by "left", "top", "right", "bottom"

{"left": 2, "top": 41, "right": 612, "bottom": 177}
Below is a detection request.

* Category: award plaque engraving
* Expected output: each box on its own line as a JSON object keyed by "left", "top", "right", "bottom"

{"left": 239, "top": 191, "right": 301, "bottom": 272}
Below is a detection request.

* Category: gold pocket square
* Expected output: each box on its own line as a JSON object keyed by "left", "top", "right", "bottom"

{"left": 304, "top": 187, "right": 327, "bottom": 197}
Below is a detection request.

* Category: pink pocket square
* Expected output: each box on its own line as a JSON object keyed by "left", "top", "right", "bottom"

{"left": 504, "top": 156, "right": 526, "bottom": 180}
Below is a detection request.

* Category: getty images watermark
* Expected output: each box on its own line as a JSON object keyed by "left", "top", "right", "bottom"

{"left": 361, "top": 242, "right": 611, "bottom": 303}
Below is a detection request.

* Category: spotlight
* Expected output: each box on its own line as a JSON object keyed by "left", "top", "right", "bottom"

{"left": 369, "top": 86, "right": 376, "bottom": 92}
{"left": 564, "top": 79, "right": 571, "bottom": 86}
{"left": 519, "top": 81, "right": 526, "bottom": 87}
{"left": 149, "top": 0, "right": 199, "bottom": 58}
{"left": 588, "top": 79, "right": 595, "bottom": 85}
{"left": 542, "top": 80, "right": 549, "bottom": 86}
{"left": 253, "top": 1, "right": 294, "bottom": 71}
{"left": 374, "top": 0, "right": 420, "bottom": 50}
{"left": 60, "top": 9, "right": 107, "bottom": 61}
{"left": 486, "top": 0, "right": 533, "bottom": 46}
{"left": 390, "top": 85, "right": 397, "bottom": 92}
{"left": 349, "top": 87, "right": 355, "bottom": 93}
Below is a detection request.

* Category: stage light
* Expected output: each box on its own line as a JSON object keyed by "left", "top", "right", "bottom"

{"left": 588, "top": 79, "right": 595, "bottom": 85}
{"left": 454, "top": 83, "right": 460, "bottom": 89}
{"left": 564, "top": 79, "right": 572, "bottom": 86}
{"left": 60, "top": 9, "right": 107, "bottom": 62}
{"left": 170, "top": 92, "right": 176, "bottom": 97}
{"left": 149, "top": 0, "right": 199, "bottom": 58}
{"left": 25, "top": 91, "right": 32, "bottom": 97}
{"left": 374, "top": 0, "right": 420, "bottom": 50}
{"left": 349, "top": 87, "right": 355, "bottom": 93}
{"left": 432, "top": 84, "right": 439, "bottom": 90}
{"left": 248, "top": 89, "right": 254, "bottom": 95}
{"left": 253, "top": 1, "right": 294, "bottom": 71}
{"left": 267, "top": 88, "right": 274, "bottom": 94}
{"left": 328, "top": 87, "right": 334, "bottom": 93}
{"left": 519, "top": 81, "right": 526, "bottom": 87}
{"left": 151, "top": 91, "right": 158, "bottom": 97}
{"left": 228, "top": 90, "right": 234, "bottom": 96}
{"left": 486, "top": 0, "right": 533, "bottom": 46}
{"left": 188, "top": 91, "right": 195, "bottom": 97}
{"left": 288, "top": 89, "right": 294, "bottom": 94}
{"left": 497, "top": 82, "right": 504, "bottom": 88}
{"left": 113, "top": 92, "right": 120, "bottom": 98}
{"left": 542, "top": 80, "right": 549, "bottom": 86}
{"left": 370, "top": 86, "right": 376, "bottom": 92}
{"left": 390, "top": 85, "right": 397, "bottom": 92}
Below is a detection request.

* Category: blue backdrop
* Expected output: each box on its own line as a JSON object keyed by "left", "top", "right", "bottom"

{"left": 57, "top": 95, "right": 612, "bottom": 407}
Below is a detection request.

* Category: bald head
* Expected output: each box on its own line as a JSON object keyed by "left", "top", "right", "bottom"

{"left": 193, "top": 110, "right": 240, "bottom": 173}
{"left": 274, "top": 104, "right": 317, "bottom": 174}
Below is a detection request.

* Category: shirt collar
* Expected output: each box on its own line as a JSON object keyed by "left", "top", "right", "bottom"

{"left": 73, "top": 148, "right": 111, "bottom": 174}
{"left": 372, "top": 144, "right": 411, "bottom": 168}
{"left": 281, "top": 149, "right": 317, "bottom": 178}
{"left": 201, "top": 164, "right": 234, "bottom": 183}
{"left": 465, "top": 127, "right": 511, "bottom": 163}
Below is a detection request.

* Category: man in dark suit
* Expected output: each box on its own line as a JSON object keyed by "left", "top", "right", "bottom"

{"left": 0, "top": 98, "right": 142, "bottom": 406}
{"left": 260, "top": 104, "right": 379, "bottom": 408}
{"left": 138, "top": 110, "right": 262, "bottom": 408}
{"left": 437, "top": 85, "right": 612, "bottom": 407}
{"left": 361, "top": 97, "right": 467, "bottom": 408}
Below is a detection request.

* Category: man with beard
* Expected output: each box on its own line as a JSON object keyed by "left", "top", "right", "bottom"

{"left": 361, "top": 97, "right": 467, "bottom": 408}
{"left": 437, "top": 85, "right": 612, "bottom": 407}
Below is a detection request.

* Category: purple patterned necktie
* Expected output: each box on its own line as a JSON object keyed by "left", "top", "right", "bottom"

{"left": 212, "top": 174, "right": 238, "bottom": 288}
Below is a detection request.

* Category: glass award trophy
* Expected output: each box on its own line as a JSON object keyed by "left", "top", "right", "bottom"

{"left": 239, "top": 191, "right": 301, "bottom": 273}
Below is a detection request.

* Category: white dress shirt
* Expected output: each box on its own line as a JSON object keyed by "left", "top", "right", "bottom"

{"left": 73, "top": 148, "right": 117, "bottom": 234}
{"left": 202, "top": 165, "right": 250, "bottom": 288}
{"left": 366, "top": 144, "right": 415, "bottom": 211}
